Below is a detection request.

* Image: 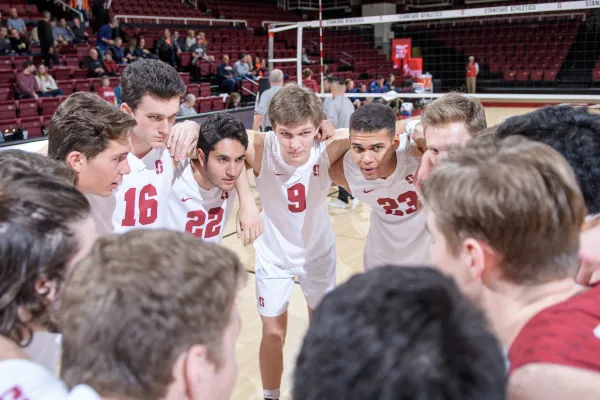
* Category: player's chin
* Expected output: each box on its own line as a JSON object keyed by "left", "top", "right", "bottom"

{"left": 219, "top": 179, "right": 236, "bottom": 190}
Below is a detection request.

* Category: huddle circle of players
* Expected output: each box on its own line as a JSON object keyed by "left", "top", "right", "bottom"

{"left": 1, "top": 58, "right": 600, "bottom": 400}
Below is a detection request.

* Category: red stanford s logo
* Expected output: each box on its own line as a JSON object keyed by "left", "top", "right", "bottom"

{"left": 313, "top": 164, "right": 320, "bottom": 176}
{"left": 258, "top": 297, "right": 265, "bottom": 307}
{"left": 405, "top": 174, "right": 414, "bottom": 184}
{"left": 155, "top": 160, "right": 164, "bottom": 175}
{"left": 221, "top": 191, "right": 229, "bottom": 200}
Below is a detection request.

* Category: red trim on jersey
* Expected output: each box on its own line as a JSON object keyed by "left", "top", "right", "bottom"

{"left": 508, "top": 284, "right": 600, "bottom": 375}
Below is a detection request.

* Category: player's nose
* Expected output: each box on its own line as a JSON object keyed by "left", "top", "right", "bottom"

{"left": 121, "top": 159, "right": 132, "bottom": 175}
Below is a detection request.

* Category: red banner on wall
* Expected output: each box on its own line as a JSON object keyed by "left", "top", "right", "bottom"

{"left": 392, "top": 38, "right": 411, "bottom": 70}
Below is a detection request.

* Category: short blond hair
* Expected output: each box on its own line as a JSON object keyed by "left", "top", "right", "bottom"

{"left": 422, "top": 135, "right": 586, "bottom": 284}
{"left": 60, "top": 229, "right": 246, "bottom": 398}
{"left": 269, "top": 83, "right": 324, "bottom": 129}
{"left": 421, "top": 92, "right": 487, "bottom": 135}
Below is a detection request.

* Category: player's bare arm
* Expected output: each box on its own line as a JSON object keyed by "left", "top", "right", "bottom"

{"left": 508, "top": 364, "right": 600, "bottom": 400}
{"left": 329, "top": 156, "right": 351, "bottom": 194}
{"left": 325, "top": 128, "right": 350, "bottom": 165}
{"left": 244, "top": 129, "right": 266, "bottom": 176}
{"left": 235, "top": 168, "right": 263, "bottom": 246}
{"left": 167, "top": 120, "right": 200, "bottom": 162}
{"left": 317, "top": 119, "right": 335, "bottom": 141}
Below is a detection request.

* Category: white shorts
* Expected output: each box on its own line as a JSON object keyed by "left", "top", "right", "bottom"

{"left": 255, "top": 245, "right": 336, "bottom": 317}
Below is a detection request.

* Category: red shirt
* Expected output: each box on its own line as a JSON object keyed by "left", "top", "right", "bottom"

{"left": 508, "top": 284, "right": 600, "bottom": 375}
{"left": 466, "top": 62, "right": 478, "bottom": 78}
{"left": 97, "top": 86, "right": 116, "bottom": 104}
{"left": 304, "top": 78, "right": 319, "bottom": 93}
{"left": 103, "top": 60, "right": 117, "bottom": 74}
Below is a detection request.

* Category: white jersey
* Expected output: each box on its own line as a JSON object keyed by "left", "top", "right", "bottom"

{"left": 0, "top": 359, "right": 100, "bottom": 400}
{"left": 344, "top": 132, "right": 430, "bottom": 270}
{"left": 167, "top": 160, "right": 236, "bottom": 244}
{"left": 89, "top": 148, "right": 175, "bottom": 234}
{"left": 254, "top": 131, "right": 335, "bottom": 267}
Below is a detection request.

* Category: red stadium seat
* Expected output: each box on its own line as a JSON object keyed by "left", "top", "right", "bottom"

{"left": 18, "top": 99, "right": 39, "bottom": 118}
{"left": 0, "top": 86, "right": 12, "bottom": 101}
{"left": 197, "top": 97, "right": 211, "bottom": 113}
{"left": 187, "top": 84, "right": 200, "bottom": 97}
{"left": 0, "top": 100, "right": 17, "bottom": 120}
{"left": 21, "top": 117, "right": 43, "bottom": 138}
{"left": 40, "top": 97, "right": 61, "bottom": 116}
{"left": 503, "top": 70, "right": 516, "bottom": 81}
{"left": 517, "top": 70, "right": 529, "bottom": 82}
{"left": 178, "top": 72, "right": 191, "bottom": 85}
{"left": 57, "top": 80, "right": 75, "bottom": 95}
{"left": 543, "top": 69, "right": 557, "bottom": 82}
{"left": 593, "top": 69, "right": 600, "bottom": 81}
{"left": 530, "top": 70, "right": 543, "bottom": 81}
{"left": 199, "top": 83, "right": 211, "bottom": 97}
{"left": 0, "top": 118, "right": 20, "bottom": 134}
{"left": 53, "top": 67, "right": 72, "bottom": 81}
{"left": 0, "top": 58, "right": 13, "bottom": 69}
{"left": 212, "top": 96, "right": 224, "bottom": 111}
{"left": 0, "top": 70, "right": 15, "bottom": 85}
{"left": 73, "top": 69, "right": 88, "bottom": 79}
{"left": 74, "top": 79, "right": 91, "bottom": 92}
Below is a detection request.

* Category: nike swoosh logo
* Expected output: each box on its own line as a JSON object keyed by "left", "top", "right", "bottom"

{"left": 181, "top": 197, "right": 193, "bottom": 202}
{"left": 275, "top": 173, "right": 285, "bottom": 176}
{"left": 364, "top": 189, "right": 375, "bottom": 193}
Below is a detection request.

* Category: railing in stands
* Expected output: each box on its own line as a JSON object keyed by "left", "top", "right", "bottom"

{"left": 262, "top": 21, "right": 297, "bottom": 29}
{"left": 45, "top": 0, "right": 84, "bottom": 21}
{"left": 114, "top": 15, "right": 248, "bottom": 27}
{"left": 286, "top": 0, "right": 350, "bottom": 11}
{"left": 405, "top": 0, "right": 452, "bottom": 9}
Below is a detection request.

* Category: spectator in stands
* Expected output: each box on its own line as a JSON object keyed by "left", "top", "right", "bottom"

{"left": 124, "top": 37, "right": 138, "bottom": 62}
{"left": 70, "top": 0, "right": 90, "bottom": 23}
{"left": 172, "top": 30, "right": 184, "bottom": 53}
{"left": 190, "top": 35, "right": 214, "bottom": 64}
{"left": 135, "top": 37, "right": 155, "bottom": 60}
{"left": 369, "top": 75, "right": 387, "bottom": 93}
{"left": 92, "top": 0, "right": 108, "bottom": 31}
{"left": 97, "top": 17, "right": 117, "bottom": 59}
{"left": 346, "top": 78, "right": 355, "bottom": 92}
{"left": 184, "top": 29, "right": 195, "bottom": 51}
{"left": 102, "top": 51, "right": 117, "bottom": 76}
{"left": 29, "top": 26, "right": 39, "bottom": 45}
{"left": 387, "top": 73, "right": 396, "bottom": 91}
{"left": 302, "top": 47, "right": 313, "bottom": 64}
{"left": 96, "top": 75, "right": 116, "bottom": 105}
{"left": 0, "top": 27, "right": 12, "bottom": 56}
{"left": 71, "top": 16, "right": 88, "bottom": 44}
{"left": 110, "top": 36, "right": 126, "bottom": 64}
{"left": 16, "top": 61, "right": 53, "bottom": 100}
{"left": 7, "top": 8, "right": 26, "bottom": 38}
{"left": 218, "top": 54, "right": 237, "bottom": 94}
{"left": 53, "top": 18, "right": 75, "bottom": 45}
{"left": 9, "top": 28, "right": 27, "bottom": 55}
{"left": 252, "top": 56, "right": 266, "bottom": 77}
{"left": 35, "top": 64, "right": 63, "bottom": 97}
{"left": 466, "top": 56, "right": 479, "bottom": 93}
{"left": 228, "top": 92, "right": 241, "bottom": 110}
{"left": 156, "top": 28, "right": 178, "bottom": 67}
{"left": 179, "top": 93, "right": 197, "bottom": 117}
{"left": 293, "top": 267, "right": 506, "bottom": 400}
{"left": 83, "top": 47, "right": 106, "bottom": 77}
{"left": 327, "top": 77, "right": 358, "bottom": 210}
{"left": 303, "top": 68, "right": 318, "bottom": 93}
{"left": 349, "top": 82, "right": 366, "bottom": 108}
{"left": 234, "top": 53, "right": 253, "bottom": 80}
{"left": 252, "top": 68, "right": 284, "bottom": 131}
{"left": 37, "top": 11, "right": 60, "bottom": 68}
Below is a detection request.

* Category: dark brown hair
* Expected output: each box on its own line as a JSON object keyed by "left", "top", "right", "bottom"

{"left": 48, "top": 92, "right": 136, "bottom": 161}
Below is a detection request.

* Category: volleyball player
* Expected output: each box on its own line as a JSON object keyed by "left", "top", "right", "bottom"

{"left": 330, "top": 103, "right": 430, "bottom": 269}
{"left": 243, "top": 84, "right": 349, "bottom": 400}
{"left": 423, "top": 135, "right": 600, "bottom": 399}
{"left": 167, "top": 113, "right": 254, "bottom": 243}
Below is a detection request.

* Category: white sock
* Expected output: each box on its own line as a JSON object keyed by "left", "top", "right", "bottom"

{"left": 263, "top": 388, "right": 280, "bottom": 400}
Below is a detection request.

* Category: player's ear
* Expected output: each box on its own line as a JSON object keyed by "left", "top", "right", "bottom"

{"left": 34, "top": 277, "right": 59, "bottom": 305}
{"left": 392, "top": 132, "right": 400, "bottom": 151}
{"left": 197, "top": 149, "right": 207, "bottom": 166}
{"left": 65, "top": 151, "right": 84, "bottom": 172}
{"left": 462, "top": 238, "right": 491, "bottom": 283}
{"left": 182, "top": 344, "right": 214, "bottom": 399}
{"left": 120, "top": 103, "right": 133, "bottom": 116}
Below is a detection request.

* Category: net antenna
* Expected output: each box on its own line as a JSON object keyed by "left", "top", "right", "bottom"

{"left": 268, "top": 0, "right": 600, "bottom": 104}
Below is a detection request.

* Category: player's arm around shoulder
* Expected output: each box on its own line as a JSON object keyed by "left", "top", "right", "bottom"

{"left": 168, "top": 120, "right": 200, "bottom": 162}
{"left": 508, "top": 364, "right": 600, "bottom": 400}
{"left": 329, "top": 153, "right": 351, "bottom": 194}
{"left": 325, "top": 128, "right": 350, "bottom": 165}
{"left": 245, "top": 129, "right": 265, "bottom": 176}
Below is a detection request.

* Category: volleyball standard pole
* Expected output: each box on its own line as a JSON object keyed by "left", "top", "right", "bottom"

{"left": 319, "top": 0, "right": 324, "bottom": 93}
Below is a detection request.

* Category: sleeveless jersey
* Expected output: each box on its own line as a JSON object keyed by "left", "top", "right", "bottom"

{"left": 253, "top": 131, "right": 335, "bottom": 267}
{"left": 508, "top": 284, "right": 600, "bottom": 375}
{"left": 166, "top": 160, "right": 236, "bottom": 244}
{"left": 89, "top": 148, "right": 175, "bottom": 234}
{"left": 344, "top": 132, "right": 430, "bottom": 269}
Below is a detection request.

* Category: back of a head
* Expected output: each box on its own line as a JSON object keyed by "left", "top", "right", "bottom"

{"left": 269, "top": 83, "right": 323, "bottom": 129}
{"left": 0, "top": 174, "right": 90, "bottom": 346}
{"left": 495, "top": 106, "right": 600, "bottom": 215}
{"left": 302, "top": 68, "right": 312, "bottom": 79}
{"left": 121, "top": 59, "right": 186, "bottom": 111}
{"left": 421, "top": 92, "right": 487, "bottom": 134}
{"left": 48, "top": 92, "right": 136, "bottom": 162}
{"left": 293, "top": 266, "right": 506, "bottom": 400}
{"left": 60, "top": 229, "right": 246, "bottom": 399}
{"left": 197, "top": 113, "right": 248, "bottom": 157}
{"left": 422, "top": 135, "right": 586, "bottom": 284}
{"left": 269, "top": 69, "right": 284, "bottom": 84}
{"left": 350, "top": 103, "right": 396, "bottom": 137}
{"left": 0, "top": 150, "right": 77, "bottom": 186}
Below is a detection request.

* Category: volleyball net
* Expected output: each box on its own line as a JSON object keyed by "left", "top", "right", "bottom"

{"left": 268, "top": 1, "right": 600, "bottom": 106}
